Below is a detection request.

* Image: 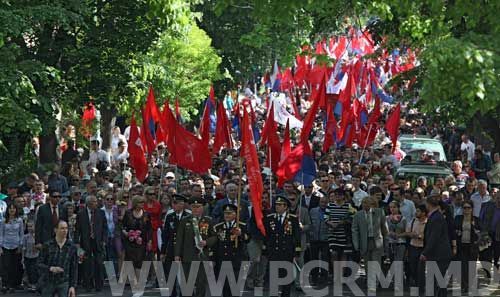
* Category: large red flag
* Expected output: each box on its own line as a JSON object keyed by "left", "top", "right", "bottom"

{"left": 259, "top": 103, "right": 281, "bottom": 172}
{"left": 241, "top": 108, "right": 266, "bottom": 236}
{"left": 81, "top": 102, "right": 96, "bottom": 138}
{"left": 300, "top": 82, "right": 321, "bottom": 144}
{"left": 323, "top": 103, "right": 338, "bottom": 153}
{"left": 128, "top": 116, "right": 148, "bottom": 182}
{"left": 385, "top": 103, "right": 401, "bottom": 152}
{"left": 156, "top": 101, "right": 171, "bottom": 143}
{"left": 166, "top": 107, "right": 211, "bottom": 174}
{"left": 276, "top": 120, "right": 292, "bottom": 186}
{"left": 277, "top": 143, "right": 305, "bottom": 187}
{"left": 213, "top": 102, "right": 233, "bottom": 154}
{"left": 199, "top": 101, "right": 211, "bottom": 146}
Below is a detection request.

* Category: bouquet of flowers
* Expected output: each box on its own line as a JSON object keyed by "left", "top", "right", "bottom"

{"left": 127, "top": 230, "right": 143, "bottom": 245}
{"left": 77, "top": 247, "right": 86, "bottom": 264}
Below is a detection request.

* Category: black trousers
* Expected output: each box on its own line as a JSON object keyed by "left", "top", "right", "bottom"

{"left": 1, "top": 248, "right": 23, "bottom": 288}
{"left": 427, "top": 260, "right": 450, "bottom": 297}
{"left": 216, "top": 260, "right": 241, "bottom": 297}
{"left": 82, "top": 239, "right": 104, "bottom": 290}
{"left": 25, "top": 257, "right": 39, "bottom": 285}
{"left": 309, "top": 241, "right": 329, "bottom": 284}
{"left": 407, "top": 245, "right": 424, "bottom": 290}
{"left": 458, "top": 243, "right": 477, "bottom": 290}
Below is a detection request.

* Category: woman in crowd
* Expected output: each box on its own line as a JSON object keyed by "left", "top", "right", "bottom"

{"left": 386, "top": 200, "right": 407, "bottom": 287}
{"left": 103, "top": 193, "right": 120, "bottom": 269}
{"left": 64, "top": 201, "right": 77, "bottom": 240}
{"left": 122, "top": 195, "right": 152, "bottom": 283}
{"left": 115, "top": 192, "right": 129, "bottom": 275}
{"left": 0, "top": 204, "right": 24, "bottom": 292}
{"left": 143, "top": 186, "right": 162, "bottom": 258}
{"left": 454, "top": 200, "right": 481, "bottom": 293}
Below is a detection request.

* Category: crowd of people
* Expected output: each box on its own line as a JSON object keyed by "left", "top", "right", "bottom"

{"left": 0, "top": 90, "right": 500, "bottom": 297}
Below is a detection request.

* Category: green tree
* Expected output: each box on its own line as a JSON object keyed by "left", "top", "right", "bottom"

{"left": 212, "top": 0, "right": 500, "bottom": 149}
{"left": 127, "top": 21, "right": 222, "bottom": 120}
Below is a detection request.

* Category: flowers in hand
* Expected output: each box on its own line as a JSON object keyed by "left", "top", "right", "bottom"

{"left": 127, "top": 230, "right": 143, "bottom": 245}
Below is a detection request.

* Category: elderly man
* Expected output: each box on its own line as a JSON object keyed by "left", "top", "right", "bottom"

{"left": 352, "top": 197, "right": 388, "bottom": 296}
{"left": 74, "top": 195, "right": 107, "bottom": 292}
{"left": 211, "top": 182, "right": 249, "bottom": 223}
{"left": 452, "top": 160, "right": 469, "bottom": 189}
{"left": 472, "top": 180, "right": 491, "bottom": 218}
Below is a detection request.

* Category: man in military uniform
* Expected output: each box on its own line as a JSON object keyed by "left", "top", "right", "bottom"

{"left": 213, "top": 204, "right": 250, "bottom": 297}
{"left": 161, "top": 194, "right": 190, "bottom": 297}
{"left": 175, "top": 197, "right": 217, "bottom": 297}
{"left": 264, "top": 195, "right": 301, "bottom": 297}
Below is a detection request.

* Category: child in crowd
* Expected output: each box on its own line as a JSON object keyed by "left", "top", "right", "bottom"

{"left": 22, "top": 221, "right": 39, "bottom": 292}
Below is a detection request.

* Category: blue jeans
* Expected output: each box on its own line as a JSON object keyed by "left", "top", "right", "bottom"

{"left": 41, "top": 282, "right": 69, "bottom": 297}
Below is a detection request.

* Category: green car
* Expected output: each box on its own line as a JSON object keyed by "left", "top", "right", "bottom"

{"left": 396, "top": 163, "right": 452, "bottom": 187}
{"left": 399, "top": 135, "right": 447, "bottom": 162}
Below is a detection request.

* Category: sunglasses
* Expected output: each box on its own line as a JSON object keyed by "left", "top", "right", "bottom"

{"left": 123, "top": 195, "right": 129, "bottom": 198}
{"left": 463, "top": 206, "right": 472, "bottom": 209}
{"left": 106, "top": 198, "right": 114, "bottom": 201}
{"left": 321, "top": 180, "right": 329, "bottom": 182}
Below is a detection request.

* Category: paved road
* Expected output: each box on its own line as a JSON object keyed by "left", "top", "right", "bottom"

{"left": 6, "top": 274, "right": 500, "bottom": 297}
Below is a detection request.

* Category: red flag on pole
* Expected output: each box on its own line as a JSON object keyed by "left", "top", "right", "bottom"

{"left": 385, "top": 103, "right": 401, "bottom": 152}
{"left": 213, "top": 102, "right": 233, "bottom": 154}
{"left": 199, "top": 101, "right": 211, "bottom": 146}
{"left": 241, "top": 108, "right": 266, "bottom": 236}
{"left": 323, "top": 103, "right": 338, "bottom": 153}
{"left": 128, "top": 116, "right": 148, "bottom": 182}
{"left": 81, "top": 102, "right": 96, "bottom": 138}
{"left": 166, "top": 107, "right": 211, "bottom": 174}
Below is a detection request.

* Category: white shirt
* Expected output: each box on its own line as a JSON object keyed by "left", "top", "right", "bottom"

{"left": 352, "top": 189, "right": 369, "bottom": 208}
{"left": 471, "top": 191, "right": 491, "bottom": 217}
{"left": 89, "top": 149, "right": 111, "bottom": 169}
{"left": 111, "top": 134, "right": 127, "bottom": 153}
{"left": 461, "top": 141, "right": 475, "bottom": 161}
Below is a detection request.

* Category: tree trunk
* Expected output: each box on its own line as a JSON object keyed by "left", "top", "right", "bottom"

{"left": 39, "top": 132, "right": 58, "bottom": 164}
{"left": 100, "top": 106, "right": 116, "bottom": 151}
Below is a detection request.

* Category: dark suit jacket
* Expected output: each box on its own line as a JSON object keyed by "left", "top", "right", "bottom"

{"left": 74, "top": 208, "right": 107, "bottom": 253}
{"left": 423, "top": 210, "right": 452, "bottom": 261}
{"left": 35, "top": 203, "right": 65, "bottom": 244}
{"left": 301, "top": 194, "right": 320, "bottom": 210}
{"left": 211, "top": 197, "right": 250, "bottom": 223}
{"left": 161, "top": 211, "right": 191, "bottom": 259}
{"left": 454, "top": 215, "right": 481, "bottom": 256}
{"left": 264, "top": 212, "right": 301, "bottom": 261}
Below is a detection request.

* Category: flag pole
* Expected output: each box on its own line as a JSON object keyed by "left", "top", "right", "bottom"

{"left": 359, "top": 123, "right": 373, "bottom": 164}
{"left": 235, "top": 157, "right": 243, "bottom": 248}
{"left": 157, "top": 147, "right": 166, "bottom": 201}
{"left": 268, "top": 145, "right": 272, "bottom": 207}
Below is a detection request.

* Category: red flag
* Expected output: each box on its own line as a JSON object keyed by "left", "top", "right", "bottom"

{"left": 280, "top": 68, "right": 295, "bottom": 91}
{"left": 141, "top": 107, "right": 156, "bottom": 155}
{"left": 323, "top": 103, "right": 337, "bottom": 153}
{"left": 199, "top": 101, "right": 211, "bottom": 145}
{"left": 280, "top": 120, "right": 291, "bottom": 162}
{"left": 338, "top": 102, "right": 354, "bottom": 141}
{"left": 146, "top": 86, "right": 161, "bottom": 122}
{"left": 213, "top": 102, "right": 233, "bottom": 154}
{"left": 300, "top": 81, "right": 321, "bottom": 144}
{"left": 385, "top": 103, "right": 401, "bottom": 152}
{"left": 166, "top": 111, "right": 211, "bottom": 174}
{"left": 140, "top": 86, "right": 161, "bottom": 154}
{"left": 240, "top": 108, "right": 266, "bottom": 236}
{"left": 209, "top": 85, "right": 216, "bottom": 106}
{"left": 277, "top": 143, "right": 305, "bottom": 187}
{"left": 368, "top": 97, "right": 382, "bottom": 125}
{"left": 128, "top": 116, "right": 148, "bottom": 182}
{"left": 260, "top": 103, "right": 277, "bottom": 146}
{"left": 156, "top": 101, "right": 171, "bottom": 143}
{"left": 81, "top": 102, "right": 96, "bottom": 138}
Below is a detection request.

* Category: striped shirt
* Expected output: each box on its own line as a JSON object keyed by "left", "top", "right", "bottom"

{"left": 325, "top": 202, "right": 351, "bottom": 250}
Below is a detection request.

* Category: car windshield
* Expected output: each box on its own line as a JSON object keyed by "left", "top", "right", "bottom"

{"left": 400, "top": 138, "right": 447, "bottom": 161}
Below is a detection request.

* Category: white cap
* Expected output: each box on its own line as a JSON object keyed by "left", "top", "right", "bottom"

{"left": 165, "top": 172, "right": 175, "bottom": 179}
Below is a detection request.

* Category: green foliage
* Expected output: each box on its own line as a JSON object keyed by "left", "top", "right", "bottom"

{"left": 127, "top": 22, "right": 222, "bottom": 120}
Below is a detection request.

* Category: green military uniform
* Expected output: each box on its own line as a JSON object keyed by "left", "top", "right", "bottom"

{"left": 174, "top": 198, "right": 217, "bottom": 297}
